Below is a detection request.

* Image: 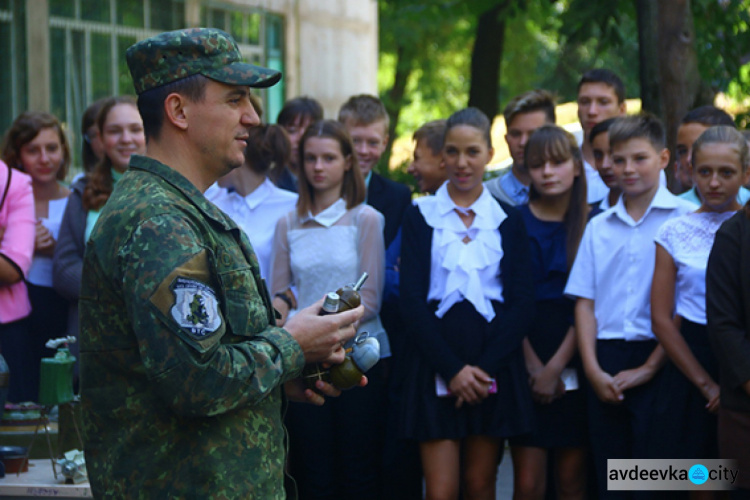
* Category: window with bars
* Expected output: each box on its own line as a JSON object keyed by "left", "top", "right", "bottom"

{"left": 0, "top": 0, "right": 284, "bottom": 174}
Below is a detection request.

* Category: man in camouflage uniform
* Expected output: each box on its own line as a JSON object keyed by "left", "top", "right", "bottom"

{"left": 79, "top": 28, "right": 363, "bottom": 499}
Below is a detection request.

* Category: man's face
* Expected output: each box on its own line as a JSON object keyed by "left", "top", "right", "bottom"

{"left": 346, "top": 120, "right": 388, "bottom": 177}
{"left": 577, "top": 82, "right": 625, "bottom": 137}
{"left": 504, "top": 110, "right": 550, "bottom": 169}
{"left": 407, "top": 139, "right": 445, "bottom": 194}
{"left": 186, "top": 80, "right": 260, "bottom": 177}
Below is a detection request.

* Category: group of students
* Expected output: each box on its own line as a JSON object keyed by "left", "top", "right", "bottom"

{"left": 3, "top": 65, "right": 750, "bottom": 500}
{"left": 0, "top": 96, "right": 146, "bottom": 404}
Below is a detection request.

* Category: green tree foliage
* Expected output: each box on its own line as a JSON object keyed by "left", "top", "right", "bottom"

{"left": 378, "top": 0, "right": 750, "bottom": 178}
{"left": 692, "top": 0, "right": 750, "bottom": 126}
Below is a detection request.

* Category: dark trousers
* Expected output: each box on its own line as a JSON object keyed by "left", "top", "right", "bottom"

{"left": 27, "top": 283, "right": 69, "bottom": 402}
{"left": 287, "top": 360, "right": 387, "bottom": 500}
{"left": 381, "top": 363, "right": 423, "bottom": 499}
{"left": 587, "top": 339, "right": 660, "bottom": 500}
{"left": 0, "top": 317, "right": 32, "bottom": 403}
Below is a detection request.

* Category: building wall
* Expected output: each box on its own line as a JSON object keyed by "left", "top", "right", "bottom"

{"left": 219, "top": 0, "right": 378, "bottom": 118}
{"left": 0, "top": 0, "right": 378, "bottom": 168}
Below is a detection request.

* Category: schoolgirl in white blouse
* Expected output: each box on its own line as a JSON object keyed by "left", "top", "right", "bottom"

{"left": 399, "top": 107, "right": 535, "bottom": 500}
{"left": 270, "top": 119, "right": 387, "bottom": 499}
{"left": 651, "top": 125, "right": 750, "bottom": 464}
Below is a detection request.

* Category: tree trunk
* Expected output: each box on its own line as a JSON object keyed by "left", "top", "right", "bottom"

{"left": 468, "top": 3, "right": 507, "bottom": 121}
{"left": 382, "top": 43, "right": 415, "bottom": 173}
{"left": 656, "top": 0, "right": 701, "bottom": 191}
{"left": 635, "top": 0, "right": 662, "bottom": 117}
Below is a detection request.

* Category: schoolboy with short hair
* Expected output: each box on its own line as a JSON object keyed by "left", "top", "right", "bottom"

{"left": 577, "top": 69, "right": 628, "bottom": 204}
{"left": 338, "top": 94, "right": 410, "bottom": 247}
{"left": 565, "top": 113, "right": 696, "bottom": 498}
{"left": 674, "top": 106, "right": 750, "bottom": 205}
{"left": 485, "top": 89, "right": 556, "bottom": 205}
{"left": 408, "top": 119, "right": 447, "bottom": 194}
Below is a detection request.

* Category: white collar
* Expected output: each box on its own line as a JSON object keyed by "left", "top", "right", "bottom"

{"left": 418, "top": 182, "right": 507, "bottom": 230}
{"left": 300, "top": 198, "right": 348, "bottom": 227}
{"left": 611, "top": 185, "right": 679, "bottom": 223}
{"left": 242, "top": 178, "right": 275, "bottom": 210}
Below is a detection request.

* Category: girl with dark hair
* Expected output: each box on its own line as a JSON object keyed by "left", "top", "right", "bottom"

{"left": 271, "top": 96, "right": 324, "bottom": 192}
{"left": 207, "top": 124, "right": 298, "bottom": 280}
{"left": 2, "top": 111, "right": 72, "bottom": 401}
{"left": 54, "top": 96, "right": 144, "bottom": 343}
{"left": 510, "top": 125, "right": 590, "bottom": 500}
{"left": 400, "top": 107, "right": 535, "bottom": 500}
{"left": 80, "top": 97, "right": 108, "bottom": 174}
{"left": 270, "top": 119, "right": 388, "bottom": 499}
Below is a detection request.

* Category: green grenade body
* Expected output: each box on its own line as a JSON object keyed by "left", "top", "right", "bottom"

{"left": 302, "top": 274, "right": 373, "bottom": 390}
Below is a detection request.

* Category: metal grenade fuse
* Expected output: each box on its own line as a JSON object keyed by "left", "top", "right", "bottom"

{"left": 335, "top": 272, "right": 368, "bottom": 312}
{"left": 329, "top": 332, "right": 380, "bottom": 389}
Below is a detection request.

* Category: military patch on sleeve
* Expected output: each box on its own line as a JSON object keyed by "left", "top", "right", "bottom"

{"left": 170, "top": 277, "right": 222, "bottom": 338}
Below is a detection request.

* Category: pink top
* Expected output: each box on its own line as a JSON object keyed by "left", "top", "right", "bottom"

{"left": 0, "top": 162, "right": 35, "bottom": 323}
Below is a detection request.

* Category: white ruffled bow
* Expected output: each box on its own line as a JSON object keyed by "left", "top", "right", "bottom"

{"left": 417, "top": 184, "right": 506, "bottom": 322}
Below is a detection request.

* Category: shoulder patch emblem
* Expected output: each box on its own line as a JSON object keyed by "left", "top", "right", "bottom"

{"left": 170, "top": 277, "right": 221, "bottom": 337}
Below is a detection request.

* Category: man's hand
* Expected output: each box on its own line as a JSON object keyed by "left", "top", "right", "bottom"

{"left": 283, "top": 296, "right": 364, "bottom": 365}
{"left": 284, "top": 375, "right": 368, "bottom": 406}
{"left": 285, "top": 379, "right": 341, "bottom": 405}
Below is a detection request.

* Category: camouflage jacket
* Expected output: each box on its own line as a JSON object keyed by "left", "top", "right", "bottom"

{"left": 79, "top": 155, "right": 304, "bottom": 499}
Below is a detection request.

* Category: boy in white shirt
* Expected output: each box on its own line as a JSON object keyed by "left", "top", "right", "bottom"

{"left": 565, "top": 113, "right": 697, "bottom": 498}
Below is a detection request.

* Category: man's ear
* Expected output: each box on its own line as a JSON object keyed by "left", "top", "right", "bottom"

{"left": 164, "top": 93, "right": 189, "bottom": 131}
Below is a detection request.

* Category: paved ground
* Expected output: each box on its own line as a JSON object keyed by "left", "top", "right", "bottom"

{"left": 496, "top": 447, "right": 514, "bottom": 497}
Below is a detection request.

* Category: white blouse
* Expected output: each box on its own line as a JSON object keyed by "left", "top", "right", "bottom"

{"left": 28, "top": 196, "right": 69, "bottom": 287}
{"left": 207, "top": 178, "right": 298, "bottom": 282}
{"left": 416, "top": 182, "right": 506, "bottom": 322}
{"left": 271, "top": 199, "right": 390, "bottom": 357}
{"left": 655, "top": 210, "right": 736, "bottom": 325}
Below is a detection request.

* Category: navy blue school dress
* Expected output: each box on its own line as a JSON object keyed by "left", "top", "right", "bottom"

{"left": 509, "top": 205, "right": 588, "bottom": 449}
{"left": 398, "top": 191, "right": 535, "bottom": 441}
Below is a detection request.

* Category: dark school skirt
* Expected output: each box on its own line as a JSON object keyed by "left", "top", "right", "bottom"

{"left": 649, "top": 318, "right": 718, "bottom": 459}
{"left": 510, "top": 300, "right": 587, "bottom": 449}
{"left": 399, "top": 300, "right": 534, "bottom": 442}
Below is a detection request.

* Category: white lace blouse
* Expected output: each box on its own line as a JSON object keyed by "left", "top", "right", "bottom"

{"left": 655, "top": 210, "right": 736, "bottom": 325}
{"left": 416, "top": 183, "right": 506, "bottom": 322}
{"left": 270, "top": 199, "right": 390, "bottom": 357}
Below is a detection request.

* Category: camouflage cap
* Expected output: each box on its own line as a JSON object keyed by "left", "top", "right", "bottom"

{"left": 126, "top": 27, "right": 281, "bottom": 94}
